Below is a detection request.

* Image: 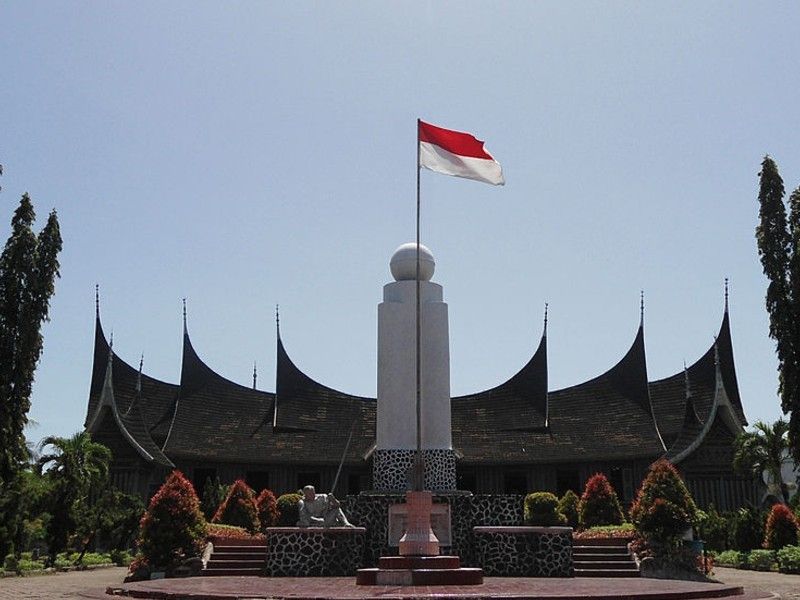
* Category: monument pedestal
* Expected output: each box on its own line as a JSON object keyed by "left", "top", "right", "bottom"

{"left": 398, "top": 491, "right": 439, "bottom": 556}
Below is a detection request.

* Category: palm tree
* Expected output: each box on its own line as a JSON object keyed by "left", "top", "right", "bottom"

{"left": 37, "top": 432, "right": 112, "bottom": 562}
{"left": 733, "top": 419, "right": 792, "bottom": 504}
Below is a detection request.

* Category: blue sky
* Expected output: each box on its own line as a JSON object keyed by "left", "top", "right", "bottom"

{"left": 2, "top": 2, "right": 799, "bottom": 446}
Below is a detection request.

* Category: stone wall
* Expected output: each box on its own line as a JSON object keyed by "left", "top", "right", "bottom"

{"left": 264, "top": 527, "right": 366, "bottom": 576}
{"left": 473, "top": 526, "right": 573, "bottom": 577}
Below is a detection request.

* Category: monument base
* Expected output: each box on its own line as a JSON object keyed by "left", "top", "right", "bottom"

{"left": 398, "top": 491, "right": 439, "bottom": 556}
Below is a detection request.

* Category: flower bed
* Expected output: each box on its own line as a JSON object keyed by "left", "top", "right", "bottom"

{"left": 573, "top": 523, "right": 636, "bottom": 540}
{"left": 207, "top": 523, "right": 265, "bottom": 543}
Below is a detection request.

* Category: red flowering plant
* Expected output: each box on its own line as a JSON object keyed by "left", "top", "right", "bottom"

{"left": 212, "top": 479, "right": 260, "bottom": 534}
{"left": 256, "top": 489, "right": 279, "bottom": 532}
{"left": 630, "top": 460, "right": 698, "bottom": 544}
{"left": 137, "top": 470, "right": 208, "bottom": 572}
{"left": 764, "top": 503, "right": 799, "bottom": 550}
{"left": 578, "top": 473, "right": 625, "bottom": 528}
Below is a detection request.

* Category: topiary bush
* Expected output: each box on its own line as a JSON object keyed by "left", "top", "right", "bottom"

{"left": 276, "top": 493, "right": 302, "bottom": 526}
{"left": 558, "top": 490, "right": 580, "bottom": 529}
{"left": 731, "top": 507, "right": 766, "bottom": 551}
{"left": 714, "top": 550, "right": 745, "bottom": 568}
{"left": 697, "top": 505, "right": 730, "bottom": 552}
{"left": 256, "top": 489, "right": 279, "bottom": 531}
{"left": 764, "top": 503, "right": 799, "bottom": 550}
{"left": 746, "top": 549, "right": 776, "bottom": 571}
{"left": 776, "top": 544, "right": 800, "bottom": 574}
{"left": 579, "top": 473, "right": 624, "bottom": 528}
{"left": 524, "top": 492, "right": 567, "bottom": 526}
{"left": 630, "top": 459, "right": 698, "bottom": 544}
{"left": 200, "top": 476, "right": 227, "bottom": 521}
{"left": 212, "top": 479, "right": 260, "bottom": 534}
{"left": 138, "top": 471, "right": 207, "bottom": 571}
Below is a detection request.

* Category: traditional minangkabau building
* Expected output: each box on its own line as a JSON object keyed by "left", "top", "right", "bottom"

{"left": 84, "top": 287, "right": 760, "bottom": 511}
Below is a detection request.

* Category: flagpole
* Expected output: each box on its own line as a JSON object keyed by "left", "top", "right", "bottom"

{"left": 414, "top": 118, "right": 423, "bottom": 492}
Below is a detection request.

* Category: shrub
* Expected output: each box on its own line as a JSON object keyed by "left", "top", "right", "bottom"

{"left": 524, "top": 492, "right": 567, "bottom": 526}
{"left": 207, "top": 523, "right": 265, "bottom": 540}
{"left": 715, "top": 550, "right": 745, "bottom": 568}
{"left": 212, "top": 480, "right": 260, "bottom": 534}
{"left": 697, "top": 506, "right": 730, "bottom": 552}
{"left": 276, "top": 493, "right": 302, "bottom": 526}
{"left": 138, "top": 470, "right": 208, "bottom": 570}
{"left": 573, "top": 523, "right": 635, "bottom": 540}
{"left": 256, "top": 489, "right": 279, "bottom": 531}
{"left": 200, "top": 476, "right": 228, "bottom": 521}
{"left": 764, "top": 503, "right": 799, "bottom": 550}
{"left": 558, "top": 490, "right": 580, "bottom": 528}
{"left": 630, "top": 459, "right": 698, "bottom": 544}
{"left": 579, "top": 473, "right": 624, "bottom": 528}
{"left": 731, "top": 507, "right": 765, "bottom": 551}
{"left": 776, "top": 544, "right": 800, "bottom": 574}
{"left": 746, "top": 549, "right": 776, "bottom": 571}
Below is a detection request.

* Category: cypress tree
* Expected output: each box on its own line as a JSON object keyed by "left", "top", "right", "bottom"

{"left": 756, "top": 156, "right": 800, "bottom": 461}
{"left": 0, "top": 193, "right": 62, "bottom": 555}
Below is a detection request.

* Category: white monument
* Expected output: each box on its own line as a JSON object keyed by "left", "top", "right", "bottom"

{"left": 373, "top": 242, "right": 456, "bottom": 491}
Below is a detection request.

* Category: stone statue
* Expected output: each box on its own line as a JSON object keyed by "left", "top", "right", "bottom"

{"left": 297, "top": 485, "right": 355, "bottom": 528}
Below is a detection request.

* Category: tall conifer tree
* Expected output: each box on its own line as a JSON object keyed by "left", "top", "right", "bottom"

{"left": 0, "top": 193, "right": 62, "bottom": 555}
{"left": 756, "top": 156, "right": 800, "bottom": 460}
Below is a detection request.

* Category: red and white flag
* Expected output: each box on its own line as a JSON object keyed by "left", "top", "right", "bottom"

{"left": 418, "top": 120, "right": 505, "bottom": 186}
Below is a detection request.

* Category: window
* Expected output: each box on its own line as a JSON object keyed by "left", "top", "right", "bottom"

{"left": 503, "top": 472, "right": 528, "bottom": 495}
{"left": 297, "top": 471, "right": 321, "bottom": 491}
{"left": 246, "top": 471, "right": 270, "bottom": 494}
{"left": 456, "top": 468, "right": 477, "bottom": 492}
{"left": 556, "top": 469, "right": 580, "bottom": 497}
{"left": 193, "top": 468, "right": 217, "bottom": 496}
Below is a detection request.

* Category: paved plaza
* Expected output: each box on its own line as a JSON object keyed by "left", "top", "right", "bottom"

{"left": 0, "top": 567, "right": 797, "bottom": 599}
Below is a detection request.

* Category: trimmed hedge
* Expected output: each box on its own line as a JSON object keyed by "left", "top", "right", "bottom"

{"left": 138, "top": 470, "right": 208, "bottom": 570}
{"left": 212, "top": 480, "right": 260, "bottom": 534}
{"left": 579, "top": 473, "right": 624, "bottom": 528}
{"left": 276, "top": 493, "right": 302, "bottom": 526}
{"left": 776, "top": 544, "right": 800, "bottom": 574}
{"left": 524, "top": 492, "right": 567, "bottom": 526}
{"left": 746, "top": 549, "right": 776, "bottom": 571}
{"left": 630, "top": 459, "right": 697, "bottom": 544}
{"left": 714, "top": 550, "right": 745, "bottom": 568}
{"left": 558, "top": 490, "right": 580, "bottom": 529}
{"left": 256, "top": 489, "right": 279, "bottom": 531}
{"left": 764, "top": 503, "right": 799, "bottom": 550}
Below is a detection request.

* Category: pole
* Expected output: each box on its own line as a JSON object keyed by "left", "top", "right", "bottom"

{"left": 330, "top": 421, "right": 356, "bottom": 496}
{"left": 414, "top": 118, "right": 423, "bottom": 491}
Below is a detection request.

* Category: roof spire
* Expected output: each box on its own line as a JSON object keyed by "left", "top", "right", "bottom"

{"left": 640, "top": 290, "right": 645, "bottom": 326}
{"left": 276, "top": 304, "right": 281, "bottom": 338}
{"left": 724, "top": 277, "right": 729, "bottom": 314}
{"left": 182, "top": 298, "right": 187, "bottom": 332}
{"left": 683, "top": 360, "right": 690, "bottom": 398}
{"left": 543, "top": 302, "right": 548, "bottom": 337}
{"left": 136, "top": 354, "right": 144, "bottom": 393}
{"left": 95, "top": 284, "right": 100, "bottom": 319}
{"left": 253, "top": 361, "right": 257, "bottom": 390}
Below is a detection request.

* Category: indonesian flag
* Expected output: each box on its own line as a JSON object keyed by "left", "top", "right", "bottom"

{"left": 418, "top": 120, "right": 505, "bottom": 186}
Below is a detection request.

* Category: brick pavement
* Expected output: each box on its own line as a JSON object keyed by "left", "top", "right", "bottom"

{"left": 0, "top": 566, "right": 126, "bottom": 599}
{"left": 714, "top": 567, "right": 800, "bottom": 600}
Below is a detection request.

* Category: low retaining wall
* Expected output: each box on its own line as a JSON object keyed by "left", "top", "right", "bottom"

{"left": 473, "top": 526, "right": 573, "bottom": 577}
{"left": 264, "top": 527, "right": 366, "bottom": 576}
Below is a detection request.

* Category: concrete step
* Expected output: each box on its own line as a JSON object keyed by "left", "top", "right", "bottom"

{"left": 211, "top": 552, "right": 264, "bottom": 561}
{"left": 201, "top": 567, "right": 263, "bottom": 576}
{"left": 573, "top": 552, "right": 633, "bottom": 561}
{"left": 575, "top": 568, "right": 640, "bottom": 577}
{"left": 574, "top": 560, "right": 638, "bottom": 570}
{"left": 377, "top": 556, "right": 461, "bottom": 570}
{"left": 573, "top": 536, "right": 632, "bottom": 546}
{"left": 574, "top": 545, "right": 631, "bottom": 554}
{"left": 206, "top": 559, "right": 265, "bottom": 570}
{"left": 356, "top": 567, "right": 484, "bottom": 586}
{"left": 212, "top": 545, "right": 266, "bottom": 553}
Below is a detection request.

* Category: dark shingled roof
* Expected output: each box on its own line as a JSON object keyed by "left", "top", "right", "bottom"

{"left": 452, "top": 323, "right": 665, "bottom": 464}
{"left": 85, "top": 303, "right": 744, "bottom": 469}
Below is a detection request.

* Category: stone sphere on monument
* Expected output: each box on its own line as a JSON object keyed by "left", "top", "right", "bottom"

{"left": 390, "top": 242, "right": 435, "bottom": 282}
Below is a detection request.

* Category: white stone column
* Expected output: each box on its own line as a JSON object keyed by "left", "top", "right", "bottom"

{"left": 374, "top": 243, "right": 455, "bottom": 491}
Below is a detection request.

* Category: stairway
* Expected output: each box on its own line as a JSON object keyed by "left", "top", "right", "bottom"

{"left": 573, "top": 536, "right": 639, "bottom": 577}
{"left": 357, "top": 555, "right": 483, "bottom": 586}
{"left": 203, "top": 540, "right": 266, "bottom": 577}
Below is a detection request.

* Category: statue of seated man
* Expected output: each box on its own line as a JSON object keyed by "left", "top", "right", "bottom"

{"left": 297, "top": 485, "right": 355, "bottom": 528}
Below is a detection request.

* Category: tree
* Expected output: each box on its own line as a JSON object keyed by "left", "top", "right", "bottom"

{"left": 37, "top": 432, "right": 112, "bottom": 562}
{"left": 756, "top": 156, "right": 800, "bottom": 461}
{"left": 764, "top": 503, "right": 799, "bottom": 550}
{"left": 733, "top": 419, "right": 792, "bottom": 504}
{"left": 630, "top": 459, "right": 698, "bottom": 545}
{"left": 0, "top": 192, "right": 61, "bottom": 557}
{"left": 212, "top": 479, "right": 260, "bottom": 533}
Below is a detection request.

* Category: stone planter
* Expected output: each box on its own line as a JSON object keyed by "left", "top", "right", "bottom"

{"left": 264, "top": 527, "right": 366, "bottom": 576}
{"left": 473, "top": 526, "right": 573, "bottom": 577}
